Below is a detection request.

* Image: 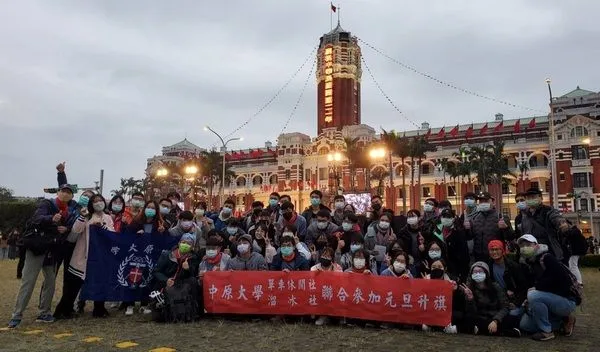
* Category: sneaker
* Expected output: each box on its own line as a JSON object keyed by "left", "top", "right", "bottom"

{"left": 509, "top": 328, "right": 522, "bottom": 338}
{"left": 35, "top": 314, "right": 55, "bottom": 323}
{"left": 125, "top": 306, "right": 134, "bottom": 316}
{"left": 109, "top": 302, "right": 120, "bottom": 309}
{"left": 564, "top": 315, "right": 576, "bottom": 337}
{"left": 422, "top": 324, "right": 431, "bottom": 332}
{"left": 444, "top": 324, "right": 458, "bottom": 334}
{"left": 473, "top": 326, "right": 479, "bottom": 335}
{"left": 315, "top": 316, "right": 329, "bottom": 326}
{"left": 7, "top": 319, "right": 21, "bottom": 329}
{"left": 140, "top": 306, "right": 152, "bottom": 315}
{"left": 531, "top": 331, "right": 555, "bottom": 341}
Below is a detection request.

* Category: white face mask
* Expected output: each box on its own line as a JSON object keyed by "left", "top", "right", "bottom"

{"left": 423, "top": 204, "right": 434, "bottom": 213}
{"left": 378, "top": 221, "right": 390, "bottom": 230}
{"left": 195, "top": 209, "right": 205, "bottom": 217}
{"left": 406, "top": 217, "right": 419, "bottom": 226}
{"left": 393, "top": 262, "right": 406, "bottom": 273}
{"left": 471, "top": 272, "right": 486, "bottom": 283}
{"left": 477, "top": 203, "right": 491, "bottom": 212}
{"left": 353, "top": 258, "right": 366, "bottom": 269}
{"left": 334, "top": 201, "right": 345, "bottom": 210}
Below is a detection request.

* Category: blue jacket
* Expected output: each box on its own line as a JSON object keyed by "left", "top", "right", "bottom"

{"left": 270, "top": 250, "right": 310, "bottom": 271}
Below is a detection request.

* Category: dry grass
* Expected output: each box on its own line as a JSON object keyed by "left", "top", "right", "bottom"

{"left": 0, "top": 260, "right": 598, "bottom": 352}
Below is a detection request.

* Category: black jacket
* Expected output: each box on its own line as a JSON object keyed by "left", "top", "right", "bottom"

{"left": 520, "top": 205, "right": 565, "bottom": 260}
{"left": 530, "top": 251, "right": 575, "bottom": 301}
{"left": 152, "top": 250, "right": 200, "bottom": 290}
{"left": 488, "top": 257, "right": 532, "bottom": 307}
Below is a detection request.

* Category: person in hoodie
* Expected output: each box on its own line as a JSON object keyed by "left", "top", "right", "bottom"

{"left": 277, "top": 201, "right": 307, "bottom": 240}
{"left": 212, "top": 198, "right": 236, "bottom": 232}
{"left": 460, "top": 261, "right": 520, "bottom": 337}
{"left": 487, "top": 240, "right": 532, "bottom": 319}
{"left": 301, "top": 190, "right": 331, "bottom": 226}
{"left": 225, "top": 234, "right": 268, "bottom": 271}
{"left": 517, "top": 235, "right": 577, "bottom": 341}
{"left": 470, "top": 192, "right": 514, "bottom": 262}
{"left": 331, "top": 195, "right": 347, "bottom": 226}
{"left": 424, "top": 209, "right": 470, "bottom": 283}
{"left": 270, "top": 236, "right": 310, "bottom": 271}
{"left": 169, "top": 211, "right": 202, "bottom": 250}
{"left": 305, "top": 210, "right": 338, "bottom": 246}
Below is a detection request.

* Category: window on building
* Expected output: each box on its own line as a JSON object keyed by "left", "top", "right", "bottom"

{"left": 571, "top": 145, "right": 589, "bottom": 160}
{"left": 596, "top": 131, "right": 600, "bottom": 137}
{"left": 557, "top": 134, "right": 563, "bottom": 140}
{"left": 558, "top": 152, "right": 564, "bottom": 160}
{"left": 580, "top": 199, "right": 589, "bottom": 212}
{"left": 559, "top": 172, "right": 566, "bottom": 182}
{"left": 474, "top": 185, "right": 482, "bottom": 194}
{"left": 545, "top": 180, "right": 550, "bottom": 192}
{"left": 531, "top": 181, "right": 540, "bottom": 191}
{"left": 573, "top": 172, "right": 590, "bottom": 188}
{"left": 398, "top": 189, "right": 404, "bottom": 198}
{"left": 502, "top": 183, "right": 509, "bottom": 194}
{"left": 422, "top": 187, "right": 431, "bottom": 198}
{"left": 448, "top": 186, "right": 456, "bottom": 197}
{"left": 285, "top": 170, "right": 291, "bottom": 180}
{"left": 501, "top": 207, "right": 511, "bottom": 219}
{"left": 318, "top": 167, "right": 328, "bottom": 181}
{"left": 570, "top": 126, "right": 589, "bottom": 138}
{"left": 421, "top": 164, "right": 431, "bottom": 175}
{"left": 305, "top": 169, "right": 311, "bottom": 181}
{"left": 561, "top": 201, "right": 568, "bottom": 212}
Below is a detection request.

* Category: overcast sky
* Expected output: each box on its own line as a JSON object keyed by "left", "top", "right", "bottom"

{"left": 1, "top": 0, "right": 599, "bottom": 197}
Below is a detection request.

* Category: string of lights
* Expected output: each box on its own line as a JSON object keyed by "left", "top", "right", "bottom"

{"left": 278, "top": 56, "right": 316, "bottom": 137}
{"left": 221, "top": 45, "right": 318, "bottom": 141}
{"left": 361, "top": 55, "right": 421, "bottom": 129}
{"left": 358, "top": 37, "right": 547, "bottom": 114}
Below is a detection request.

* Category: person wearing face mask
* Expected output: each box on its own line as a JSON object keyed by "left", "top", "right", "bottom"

{"left": 423, "top": 209, "right": 469, "bottom": 282}
{"left": 398, "top": 209, "right": 423, "bottom": 261}
{"left": 211, "top": 199, "right": 236, "bottom": 232}
{"left": 336, "top": 233, "right": 377, "bottom": 273}
{"left": 519, "top": 188, "right": 570, "bottom": 261}
{"left": 470, "top": 192, "right": 514, "bottom": 262}
{"left": 458, "top": 192, "right": 478, "bottom": 260}
{"left": 166, "top": 191, "right": 183, "bottom": 217}
{"left": 267, "top": 192, "right": 282, "bottom": 223}
{"left": 270, "top": 236, "right": 309, "bottom": 271}
{"left": 277, "top": 202, "right": 307, "bottom": 241}
{"left": 331, "top": 195, "right": 347, "bottom": 226}
{"left": 127, "top": 200, "right": 165, "bottom": 235}
{"left": 53, "top": 194, "right": 114, "bottom": 320}
{"left": 250, "top": 224, "right": 277, "bottom": 263}
{"left": 225, "top": 234, "right": 267, "bottom": 271}
{"left": 512, "top": 193, "right": 527, "bottom": 239}
{"left": 423, "top": 259, "right": 462, "bottom": 334}
{"left": 517, "top": 235, "right": 578, "bottom": 341}
{"left": 301, "top": 190, "right": 331, "bottom": 226}
{"left": 248, "top": 210, "right": 276, "bottom": 243}
{"left": 381, "top": 250, "right": 412, "bottom": 278}
{"left": 310, "top": 247, "right": 342, "bottom": 326}
{"left": 344, "top": 248, "right": 376, "bottom": 275}
{"left": 108, "top": 195, "right": 126, "bottom": 233}
{"left": 8, "top": 183, "right": 79, "bottom": 328}
{"left": 460, "top": 262, "right": 520, "bottom": 337}
{"left": 305, "top": 210, "right": 337, "bottom": 246}
{"left": 422, "top": 198, "right": 440, "bottom": 225}
{"left": 365, "top": 213, "right": 396, "bottom": 270}
{"left": 158, "top": 198, "right": 177, "bottom": 230}
{"left": 169, "top": 211, "right": 197, "bottom": 242}
{"left": 222, "top": 219, "right": 246, "bottom": 256}
{"left": 152, "top": 233, "right": 200, "bottom": 322}
{"left": 339, "top": 213, "right": 361, "bottom": 254}
{"left": 193, "top": 202, "right": 215, "bottom": 248}
{"left": 123, "top": 192, "right": 146, "bottom": 226}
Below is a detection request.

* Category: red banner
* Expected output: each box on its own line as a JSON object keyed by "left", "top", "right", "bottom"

{"left": 203, "top": 271, "right": 452, "bottom": 327}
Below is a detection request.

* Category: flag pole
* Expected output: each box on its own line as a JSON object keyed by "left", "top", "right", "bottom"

{"left": 337, "top": 4, "right": 341, "bottom": 25}
{"left": 330, "top": 2, "right": 333, "bottom": 30}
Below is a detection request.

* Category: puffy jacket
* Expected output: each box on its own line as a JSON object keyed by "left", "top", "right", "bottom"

{"left": 519, "top": 205, "right": 565, "bottom": 260}
{"left": 470, "top": 209, "right": 514, "bottom": 261}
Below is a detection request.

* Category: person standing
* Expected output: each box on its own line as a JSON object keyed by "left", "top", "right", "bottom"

{"left": 0, "top": 234, "right": 8, "bottom": 260}
{"left": 8, "top": 184, "right": 78, "bottom": 328}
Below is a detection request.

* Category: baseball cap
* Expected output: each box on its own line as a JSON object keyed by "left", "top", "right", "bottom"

{"left": 517, "top": 234, "right": 538, "bottom": 245}
{"left": 59, "top": 184, "right": 75, "bottom": 193}
{"left": 477, "top": 192, "right": 493, "bottom": 200}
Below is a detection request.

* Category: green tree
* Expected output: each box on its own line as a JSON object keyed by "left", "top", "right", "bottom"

{"left": 200, "top": 150, "right": 235, "bottom": 204}
{"left": 0, "top": 186, "right": 14, "bottom": 201}
{"left": 410, "top": 136, "right": 436, "bottom": 206}
{"left": 393, "top": 136, "right": 411, "bottom": 214}
{"left": 518, "top": 161, "right": 529, "bottom": 192}
{"left": 371, "top": 167, "right": 389, "bottom": 197}
{"left": 343, "top": 137, "right": 362, "bottom": 191}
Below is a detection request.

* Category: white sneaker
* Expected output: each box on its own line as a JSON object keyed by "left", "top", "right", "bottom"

{"left": 444, "top": 324, "right": 458, "bottom": 334}
{"left": 125, "top": 306, "right": 134, "bottom": 316}
{"left": 315, "top": 316, "right": 328, "bottom": 326}
{"left": 140, "top": 306, "right": 152, "bottom": 315}
{"left": 109, "top": 302, "right": 119, "bottom": 309}
{"left": 422, "top": 324, "right": 431, "bottom": 332}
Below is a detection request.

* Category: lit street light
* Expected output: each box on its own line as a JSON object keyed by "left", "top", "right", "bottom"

{"left": 327, "top": 152, "right": 343, "bottom": 194}
{"left": 369, "top": 147, "right": 386, "bottom": 159}
{"left": 204, "top": 126, "right": 242, "bottom": 205}
{"left": 184, "top": 164, "right": 199, "bottom": 205}
{"left": 156, "top": 168, "right": 168, "bottom": 177}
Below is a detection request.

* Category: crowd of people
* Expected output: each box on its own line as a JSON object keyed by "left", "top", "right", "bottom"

{"left": 4, "top": 163, "right": 587, "bottom": 342}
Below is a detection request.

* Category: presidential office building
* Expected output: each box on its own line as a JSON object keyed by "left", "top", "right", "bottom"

{"left": 145, "top": 23, "right": 600, "bottom": 236}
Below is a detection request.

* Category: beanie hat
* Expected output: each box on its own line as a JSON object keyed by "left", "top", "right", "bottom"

{"left": 488, "top": 240, "right": 505, "bottom": 252}
{"left": 470, "top": 261, "right": 490, "bottom": 275}
{"left": 181, "top": 233, "right": 196, "bottom": 244}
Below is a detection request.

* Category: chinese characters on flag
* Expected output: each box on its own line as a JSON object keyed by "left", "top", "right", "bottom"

{"left": 203, "top": 271, "right": 452, "bottom": 327}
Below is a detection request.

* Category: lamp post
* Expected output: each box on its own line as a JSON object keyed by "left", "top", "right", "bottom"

{"left": 546, "top": 78, "right": 559, "bottom": 209}
{"left": 204, "top": 126, "right": 242, "bottom": 205}
{"left": 582, "top": 137, "right": 594, "bottom": 238}
{"left": 327, "top": 151, "right": 342, "bottom": 195}
{"left": 369, "top": 147, "right": 387, "bottom": 198}
{"left": 184, "top": 165, "right": 199, "bottom": 207}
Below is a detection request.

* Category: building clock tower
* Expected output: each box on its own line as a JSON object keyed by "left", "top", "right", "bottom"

{"left": 316, "top": 22, "right": 362, "bottom": 135}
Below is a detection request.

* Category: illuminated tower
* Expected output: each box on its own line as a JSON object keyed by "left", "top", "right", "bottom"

{"left": 316, "top": 22, "right": 362, "bottom": 134}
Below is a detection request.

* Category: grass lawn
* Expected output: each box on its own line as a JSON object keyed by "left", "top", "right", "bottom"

{"left": 0, "top": 260, "right": 598, "bottom": 352}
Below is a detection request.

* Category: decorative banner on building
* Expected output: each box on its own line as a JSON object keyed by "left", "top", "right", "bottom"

{"left": 203, "top": 271, "right": 452, "bottom": 327}
{"left": 81, "top": 227, "right": 180, "bottom": 302}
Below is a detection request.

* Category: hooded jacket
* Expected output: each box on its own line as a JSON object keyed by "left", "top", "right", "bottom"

{"left": 526, "top": 244, "right": 576, "bottom": 301}
{"left": 470, "top": 209, "right": 514, "bottom": 261}
{"left": 466, "top": 263, "right": 509, "bottom": 323}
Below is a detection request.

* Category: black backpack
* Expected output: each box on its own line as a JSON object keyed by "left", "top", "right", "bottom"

{"left": 21, "top": 201, "right": 62, "bottom": 256}
{"left": 540, "top": 253, "right": 583, "bottom": 306}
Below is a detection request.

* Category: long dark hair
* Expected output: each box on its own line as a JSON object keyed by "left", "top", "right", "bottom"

{"left": 108, "top": 195, "right": 125, "bottom": 215}
{"left": 141, "top": 200, "right": 163, "bottom": 226}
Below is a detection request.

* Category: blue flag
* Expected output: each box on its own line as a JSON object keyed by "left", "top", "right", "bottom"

{"left": 80, "top": 227, "right": 180, "bottom": 302}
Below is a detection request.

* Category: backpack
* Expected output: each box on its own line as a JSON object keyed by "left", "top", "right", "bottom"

{"left": 22, "top": 206, "right": 61, "bottom": 256}
{"left": 540, "top": 253, "right": 583, "bottom": 306}
{"left": 154, "top": 278, "right": 198, "bottom": 323}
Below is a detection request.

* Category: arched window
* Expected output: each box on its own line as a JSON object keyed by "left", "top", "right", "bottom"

{"left": 236, "top": 177, "right": 246, "bottom": 187}
{"left": 571, "top": 126, "right": 589, "bottom": 138}
{"left": 252, "top": 175, "right": 263, "bottom": 186}
{"left": 269, "top": 174, "right": 278, "bottom": 185}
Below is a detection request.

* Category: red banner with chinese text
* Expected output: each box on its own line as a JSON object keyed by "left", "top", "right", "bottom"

{"left": 203, "top": 271, "right": 452, "bottom": 327}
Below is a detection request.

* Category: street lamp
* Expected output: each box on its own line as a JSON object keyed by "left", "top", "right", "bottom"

{"left": 546, "top": 78, "right": 559, "bottom": 209}
{"left": 156, "top": 168, "right": 168, "bottom": 177}
{"left": 582, "top": 138, "right": 594, "bottom": 237}
{"left": 204, "top": 126, "right": 242, "bottom": 205}
{"left": 369, "top": 147, "right": 387, "bottom": 198}
{"left": 327, "top": 152, "right": 342, "bottom": 194}
{"left": 184, "top": 164, "right": 199, "bottom": 206}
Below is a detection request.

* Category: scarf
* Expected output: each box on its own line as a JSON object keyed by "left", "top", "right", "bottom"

{"left": 55, "top": 198, "right": 68, "bottom": 220}
{"left": 282, "top": 251, "right": 296, "bottom": 263}
{"left": 206, "top": 252, "right": 223, "bottom": 265}
{"left": 283, "top": 212, "right": 298, "bottom": 226}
